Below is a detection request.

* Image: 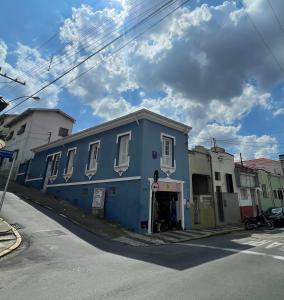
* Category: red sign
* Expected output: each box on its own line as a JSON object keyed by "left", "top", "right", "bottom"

{"left": 151, "top": 182, "right": 159, "bottom": 192}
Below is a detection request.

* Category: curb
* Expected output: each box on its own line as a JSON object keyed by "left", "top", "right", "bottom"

{"left": 0, "top": 219, "right": 22, "bottom": 258}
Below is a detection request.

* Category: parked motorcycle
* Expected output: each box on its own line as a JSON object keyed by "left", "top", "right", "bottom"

{"left": 243, "top": 212, "right": 274, "bottom": 230}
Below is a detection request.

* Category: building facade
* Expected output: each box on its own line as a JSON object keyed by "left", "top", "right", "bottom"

{"left": 17, "top": 109, "right": 191, "bottom": 234}
{"left": 0, "top": 114, "right": 17, "bottom": 140}
{"left": 234, "top": 163, "right": 260, "bottom": 219}
{"left": 0, "top": 108, "right": 75, "bottom": 177}
{"left": 210, "top": 147, "right": 240, "bottom": 225}
{"left": 188, "top": 146, "right": 215, "bottom": 228}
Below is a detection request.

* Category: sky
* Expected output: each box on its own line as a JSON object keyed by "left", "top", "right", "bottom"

{"left": 0, "top": 0, "right": 284, "bottom": 160}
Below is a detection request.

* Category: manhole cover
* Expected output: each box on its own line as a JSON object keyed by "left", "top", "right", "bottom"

{"left": 32, "top": 230, "right": 67, "bottom": 238}
{"left": 10, "top": 223, "right": 24, "bottom": 230}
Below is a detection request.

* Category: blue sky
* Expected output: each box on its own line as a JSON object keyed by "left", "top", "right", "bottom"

{"left": 0, "top": 0, "right": 284, "bottom": 159}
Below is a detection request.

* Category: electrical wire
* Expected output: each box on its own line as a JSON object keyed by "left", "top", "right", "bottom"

{"left": 3, "top": 0, "right": 190, "bottom": 113}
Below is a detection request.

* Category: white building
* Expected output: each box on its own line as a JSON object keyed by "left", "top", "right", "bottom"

{"left": 0, "top": 114, "right": 17, "bottom": 140}
{"left": 0, "top": 108, "right": 75, "bottom": 176}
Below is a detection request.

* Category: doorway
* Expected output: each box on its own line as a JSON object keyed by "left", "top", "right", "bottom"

{"left": 216, "top": 186, "right": 225, "bottom": 222}
{"left": 152, "top": 191, "right": 181, "bottom": 232}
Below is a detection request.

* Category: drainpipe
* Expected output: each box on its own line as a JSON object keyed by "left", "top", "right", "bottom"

{"left": 209, "top": 152, "right": 217, "bottom": 228}
{"left": 267, "top": 172, "right": 275, "bottom": 207}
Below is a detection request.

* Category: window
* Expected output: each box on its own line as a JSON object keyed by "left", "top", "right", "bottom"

{"left": 226, "top": 173, "right": 234, "bottom": 193}
{"left": 65, "top": 148, "right": 76, "bottom": 174}
{"left": 162, "top": 136, "right": 173, "bottom": 167}
{"left": 274, "top": 190, "right": 278, "bottom": 199}
{"left": 5, "top": 131, "right": 14, "bottom": 141}
{"left": 118, "top": 134, "right": 130, "bottom": 166}
{"left": 278, "top": 190, "right": 283, "bottom": 200}
{"left": 58, "top": 127, "right": 69, "bottom": 137}
{"left": 50, "top": 153, "right": 60, "bottom": 176}
{"left": 215, "top": 172, "right": 221, "bottom": 180}
{"left": 88, "top": 142, "right": 99, "bottom": 170}
{"left": 240, "top": 188, "right": 248, "bottom": 199}
{"left": 17, "top": 124, "right": 26, "bottom": 135}
{"left": 262, "top": 184, "right": 268, "bottom": 198}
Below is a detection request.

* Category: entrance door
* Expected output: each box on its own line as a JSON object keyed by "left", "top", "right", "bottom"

{"left": 216, "top": 186, "right": 225, "bottom": 222}
{"left": 42, "top": 158, "right": 52, "bottom": 192}
{"left": 193, "top": 196, "right": 201, "bottom": 224}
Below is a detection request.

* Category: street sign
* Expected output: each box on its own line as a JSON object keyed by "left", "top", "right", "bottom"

{"left": 0, "top": 149, "right": 13, "bottom": 159}
{"left": 151, "top": 182, "right": 159, "bottom": 193}
{"left": 153, "top": 170, "right": 159, "bottom": 183}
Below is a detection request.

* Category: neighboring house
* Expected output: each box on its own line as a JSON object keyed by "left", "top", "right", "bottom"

{"left": 211, "top": 147, "right": 240, "bottom": 225}
{"left": 234, "top": 163, "right": 260, "bottom": 219}
{"left": 18, "top": 109, "right": 191, "bottom": 234}
{"left": 243, "top": 158, "right": 283, "bottom": 176}
{"left": 279, "top": 154, "right": 284, "bottom": 175}
{"left": 188, "top": 146, "right": 240, "bottom": 228}
{"left": 188, "top": 146, "right": 215, "bottom": 229}
{"left": 0, "top": 108, "right": 75, "bottom": 177}
{"left": 0, "top": 114, "right": 17, "bottom": 140}
{"left": 256, "top": 169, "right": 284, "bottom": 211}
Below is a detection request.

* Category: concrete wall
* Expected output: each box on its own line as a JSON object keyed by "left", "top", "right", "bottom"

{"left": 211, "top": 151, "right": 240, "bottom": 225}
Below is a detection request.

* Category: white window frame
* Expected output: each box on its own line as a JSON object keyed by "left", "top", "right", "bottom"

{"left": 46, "top": 151, "right": 62, "bottom": 182}
{"left": 160, "top": 133, "right": 176, "bottom": 177}
{"left": 114, "top": 131, "right": 131, "bottom": 176}
{"left": 63, "top": 147, "right": 77, "bottom": 181}
{"left": 85, "top": 140, "right": 100, "bottom": 179}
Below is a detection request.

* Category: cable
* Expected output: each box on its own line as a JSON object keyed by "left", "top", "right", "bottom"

{"left": 266, "top": 0, "right": 284, "bottom": 37}
{"left": 239, "top": 0, "right": 284, "bottom": 75}
{"left": 3, "top": 0, "right": 189, "bottom": 113}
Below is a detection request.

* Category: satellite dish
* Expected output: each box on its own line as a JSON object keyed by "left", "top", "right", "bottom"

{"left": 0, "top": 139, "right": 6, "bottom": 149}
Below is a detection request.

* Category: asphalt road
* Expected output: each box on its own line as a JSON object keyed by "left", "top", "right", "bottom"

{"left": 1, "top": 193, "right": 284, "bottom": 300}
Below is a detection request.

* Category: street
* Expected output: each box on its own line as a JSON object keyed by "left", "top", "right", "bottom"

{"left": 1, "top": 193, "right": 284, "bottom": 300}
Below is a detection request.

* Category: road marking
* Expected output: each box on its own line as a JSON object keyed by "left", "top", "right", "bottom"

{"left": 179, "top": 242, "right": 284, "bottom": 261}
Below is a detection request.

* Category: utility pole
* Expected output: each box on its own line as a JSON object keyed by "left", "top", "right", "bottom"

{"left": 0, "top": 67, "right": 25, "bottom": 86}
{"left": 240, "top": 153, "right": 243, "bottom": 167}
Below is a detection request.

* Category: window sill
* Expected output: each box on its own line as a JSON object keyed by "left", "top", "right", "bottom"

{"left": 63, "top": 172, "right": 73, "bottom": 182}
{"left": 85, "top": 168, "right": 97, "bottom": 179}
{"left": 114, "top": 157, "right": 130, "bottom": 176}
{"left": 160, "top": 160, "right": 176, "bottom": 177}
{"left": 48, "top": 175, "right": 57, "bottom": 183}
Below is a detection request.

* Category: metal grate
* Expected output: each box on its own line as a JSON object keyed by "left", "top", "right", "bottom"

{"left": 10, "top": 223, "right": 24, "bottom": 230}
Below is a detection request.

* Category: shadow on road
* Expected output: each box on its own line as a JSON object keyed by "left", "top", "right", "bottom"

{"left": 11, "top": 198, "right": 262, "bottom": 271}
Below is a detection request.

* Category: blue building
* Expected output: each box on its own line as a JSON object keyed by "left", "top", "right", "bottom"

{"left": 17, "top": 109, "right": 191, "bottom": 234}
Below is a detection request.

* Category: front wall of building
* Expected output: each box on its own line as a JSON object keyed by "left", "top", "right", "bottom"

{"left": 138, "top": 119, "right": 190, "bottom": 230}
{"left": 24, "top": 118, "right": 190, "bottom": 233}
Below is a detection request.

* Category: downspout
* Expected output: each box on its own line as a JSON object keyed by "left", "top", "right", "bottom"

{"left": 209, "top": 152, "right": 217, "bottom": 228}
{"left": 267, "top": 171, "right": 275, "bottom": 207}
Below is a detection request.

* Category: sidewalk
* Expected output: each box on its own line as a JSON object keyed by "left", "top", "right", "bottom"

{"left": 0, "top": 218, "right": 22, "bottom": 257}
{"left": 1, "top": 178, "right": 243, "bottom": 247}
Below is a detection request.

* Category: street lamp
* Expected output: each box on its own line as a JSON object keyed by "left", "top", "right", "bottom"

{"left": 0, "top": 95, "right": 40, "bottom": 112}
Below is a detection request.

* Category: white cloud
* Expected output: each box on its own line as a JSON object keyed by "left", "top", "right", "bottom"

{"left": 273, "top": 108, "right": 284, "bottom": 116}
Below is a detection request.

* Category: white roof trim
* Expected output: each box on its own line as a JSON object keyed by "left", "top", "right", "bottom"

{"left": 33, "top": 109, "right": 191, "bottom": 153}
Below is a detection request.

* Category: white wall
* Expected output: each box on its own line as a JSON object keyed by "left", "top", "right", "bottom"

{"left": 210, "top": 151, "right": 237, "bottom": 193}
{"left": 1, "top": 111, "right": 74, "bottom": 175}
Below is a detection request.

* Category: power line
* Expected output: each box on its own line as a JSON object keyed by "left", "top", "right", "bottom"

{"left": 3, "top": 0, "right": 189, "bottom": 114}
{"left": 266, "top": 0, "right": 284, "bottom": 37}
{"left": 240, "top": 0, "right": 284, "bottom": 75}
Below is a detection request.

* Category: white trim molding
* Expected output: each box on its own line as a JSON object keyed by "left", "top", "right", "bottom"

{"left": 160, "top": 159, "right": 176, "bottom": 177}
{"left": 114, "top": 131, "right": 131, "bottom": 176}
{"left": 63, "top": 147, "right": 77, "bottom": 182}
{"left": 46, "top": 176, "right": 141, "bottom": 188}
{"left": 85, "top": 140, "right": 101, "bottom": 179}
{"left": 16, "top": 172, "right": 25, "bottom": 177}
{"left": 160, "top": 132, "right": 176, "bottom": 145}
{"left": 25, "top": 177, "right": 43, "bottom": 182}
{"left": 116, "top": 131, "right": 132, "bottom": 143}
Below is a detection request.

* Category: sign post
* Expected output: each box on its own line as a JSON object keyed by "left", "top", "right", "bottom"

{"left": 150, "top": 170, "right": 159, "bottom": 234}
{"left": 0, "top": 150, "right": 15, "bottom": 213}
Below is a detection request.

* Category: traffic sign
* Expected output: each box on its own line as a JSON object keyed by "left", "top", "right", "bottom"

{"left": 151, "top": 182, "right": 159, "bottom": 193}
{"left": 0, "top": 149, "right": 13, "bottom": 159}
